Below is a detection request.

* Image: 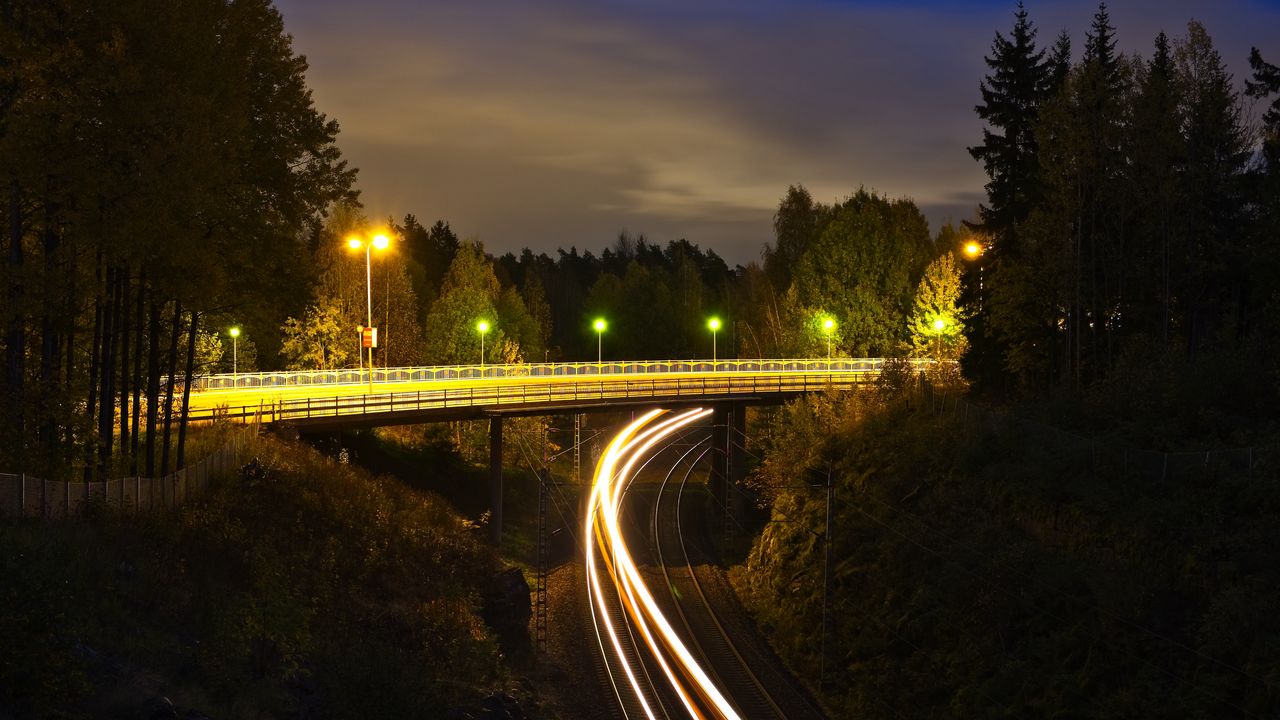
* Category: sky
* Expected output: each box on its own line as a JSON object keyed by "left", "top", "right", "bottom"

{"left": 273, "top": 0, "right": 1280, "bottom": 265}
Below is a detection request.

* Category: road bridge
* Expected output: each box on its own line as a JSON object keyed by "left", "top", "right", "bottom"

{"left": 187, "top": 358, "right": 924, "bottom": 544}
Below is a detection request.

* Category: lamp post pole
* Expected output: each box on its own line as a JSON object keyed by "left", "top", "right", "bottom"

{"left": 478, "top": 321, "right": 490, "bottom": 368}
{"left": 708, "top": 317, "right": 721, "bottom": 364}
{"left": 593, "top": 318, "right": 606, "bottom": 365}
{"left": 229, "top": 327, "right": 240, "bottom": 379}
{"left": 363, "top": 242, "right": 374, "bottom": 392}
{"left": 348, "top": 233, "right": 389, "bottom": 393}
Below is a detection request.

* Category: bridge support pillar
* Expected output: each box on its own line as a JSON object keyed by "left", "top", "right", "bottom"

{"left": 729, "top": 403, "right": 746, "bottom": 528}
{"left": 710, "top": 406, "right": 730, "bottom": 530}
{"left": 489, "top": 416, "right": 503, "bottom": 546}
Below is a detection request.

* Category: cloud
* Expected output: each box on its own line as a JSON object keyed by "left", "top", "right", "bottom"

{"left": 277, "top": 0, "right": 1280, "bottom": 264}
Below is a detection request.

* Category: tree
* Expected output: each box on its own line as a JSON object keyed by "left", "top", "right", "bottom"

{"left": 909, "top": 252, "right": 968, "bottom": 362}
{"left": 280, "top": 303, "right": 350, "bottom": 370}
{"left": 969, "top": 1, "right": 1053, "bottom": 254}
{"left": 1246, "top": 47, "right": 1280, "bottom": 175}
{"left": 1174, "top": 21, "right": 1249, "bottom": 351}
{"left": 422, "top": 242, "right": 505, "bottom": 365}
{"left": 0, "top": 0, "right": 355, "bottom": 476}
{"left": 764, "top": 185, "right": 828, "bottom": 292}
{"left": 520, "top": 272, "right": 553, "bottom": 357}
{"left": 791, "top": 190, "right": 932, "bottom": 357}
{"left": 1129, "top": 32, "right": 1185, "bottom": 345}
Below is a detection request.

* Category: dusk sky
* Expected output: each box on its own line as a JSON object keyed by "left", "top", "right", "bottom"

{"left": 274, "top": 0, "right": 1280, "bottom": 265}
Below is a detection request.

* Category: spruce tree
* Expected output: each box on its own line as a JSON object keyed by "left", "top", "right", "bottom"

{"left": 1174, "top": 21, "right": 1249, "bottom": 351}
{"left": 1129, "top": 32, "right": 1184, "bottom": 345}
{"left": 968, "top": 1, "right": 1051, "bottom": 255}
{"left": 1046, "top": 30, "right": 1073, "bottom": 92}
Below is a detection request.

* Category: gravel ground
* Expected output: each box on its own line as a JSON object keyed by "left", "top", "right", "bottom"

{"left": 527, "top": 560, "right": 620, "bottom": 720}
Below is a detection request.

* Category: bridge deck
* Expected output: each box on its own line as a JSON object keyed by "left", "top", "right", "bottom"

{"left": 187, "top": 367, "right": 899, "bottom": 428}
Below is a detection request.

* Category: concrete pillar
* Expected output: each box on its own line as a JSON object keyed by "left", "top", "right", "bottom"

{"left": 710, "top": 405, "right": 729, "bottom": 518}
{"left": 728, "top": 403, "right": 746, "bottom": 526}
{"left": 489, "top": 416, "right": 503, "bottom": 546}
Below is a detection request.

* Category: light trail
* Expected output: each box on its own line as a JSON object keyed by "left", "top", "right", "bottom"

{"left": 585, "top": 408, "right": 744, "bottom": 720}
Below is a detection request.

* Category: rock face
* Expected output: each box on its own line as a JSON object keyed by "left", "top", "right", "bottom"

{"left": 446, "top": 692, "right": 528, "bottom": 720}
{"left": 481, "top": 567, "right": 532, "bottom": 641}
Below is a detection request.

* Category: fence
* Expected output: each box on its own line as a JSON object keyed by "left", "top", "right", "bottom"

{"left": 192, "top": 357, "right": 933, "bottom": 390}
{"left": 921, "top": 386, "right": 1274, "bottom": 482}
{"left": 0, "top": 428, "right": 255, "bottom": 519}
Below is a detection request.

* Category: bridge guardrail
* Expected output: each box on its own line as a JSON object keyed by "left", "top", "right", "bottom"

{"left": 192, "top": 358, "right": 919, "bottom": 391}
{"left": 191, "top": 370, "right": 894, "bottom": 424}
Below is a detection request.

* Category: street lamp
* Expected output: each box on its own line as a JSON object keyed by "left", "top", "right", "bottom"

{"left": 962, "top": 239, "right": 985, "bottom": 311}
{"left": 347, "top": 231, "right": 391, "bottom": 392}
{"left": 707, "top": 317, "right": 722, "bottom": 364}
{"left": 593, "top": 318, "right": 607, "bottom": 365}
{"left": 477, "top": 320, "right": 490, "bottom": 367}
{"left": 932, "top": 317, "right": 946, "bottom": 363}
{"left": 228, "top": 326, "right": 241, "bottom": 378}
{"left": 821, "top": 317, "right": 836, "bottom": 360}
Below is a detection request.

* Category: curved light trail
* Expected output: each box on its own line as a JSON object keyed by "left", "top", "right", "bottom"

{"left": 585, "top": 408, "right": 744, "bottom": 720}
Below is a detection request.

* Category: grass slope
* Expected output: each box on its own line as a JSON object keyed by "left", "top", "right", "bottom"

{"left": 733, "top": 391, "right": 1280, "bottom": 718}
{"left": 1, "top": 433, "right": 508, "bottom": 719}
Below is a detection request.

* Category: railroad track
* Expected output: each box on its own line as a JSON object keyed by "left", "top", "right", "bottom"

{"left": 583, "top": 409, "right": 827, "bottom": 719}
{"left": 650, "top": 438, "right": 828, "bottom": 720}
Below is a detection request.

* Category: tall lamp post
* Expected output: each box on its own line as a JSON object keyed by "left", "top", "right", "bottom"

{"left": 593, "top": 318, "right": 607, "bottom": 365}
{"left": 477, "top": 320, "right": 490, "bottom": 368}
{"left": 347, "top": 232, "right": 390, "bottom": 392}
{"left": 962, "top": 239, "right": 985, "bottom": 311}
{"left": 708, "top": 317, "right": 721, "bottom": 364}
{"left": 821, "top": 317, "right": 835, "bottom": 360}
{"left": 228, "top": 326, "right": 241, "bottom": 379}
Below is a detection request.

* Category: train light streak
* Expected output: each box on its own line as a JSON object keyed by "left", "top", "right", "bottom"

{"left": 585, "top": 407, "right": 744, "bottom": 719}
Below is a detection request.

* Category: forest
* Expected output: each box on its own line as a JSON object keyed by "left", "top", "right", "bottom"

{"left": 7, "top": 0, "right": 1276, "bottom": 482}
{"left": 3, "top": 0, "right": 1280, "bottom": 715}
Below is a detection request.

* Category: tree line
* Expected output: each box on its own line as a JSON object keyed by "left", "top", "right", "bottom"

{"left": 966, "top": 1, "right": 1280, "bottom": 395}
{"left": 0, "top": 0, "right": 356, "bottom": 478}
{"left": 279, "top": 187, "right": 970, "bottom": 375}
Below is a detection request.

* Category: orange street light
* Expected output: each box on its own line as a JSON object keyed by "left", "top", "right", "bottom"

{"left": 228, "top": 326, "right": 241, "bottom": 378}
{"left": 347, "top": 231, "right": 392, "bottom": 391}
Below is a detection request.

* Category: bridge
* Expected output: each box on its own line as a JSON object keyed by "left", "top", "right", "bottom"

{"left": 187, "top": 358, "right": 917, "bottom": 426}
{"left": 188, "top": 357, "right": 924, "bottom": 544}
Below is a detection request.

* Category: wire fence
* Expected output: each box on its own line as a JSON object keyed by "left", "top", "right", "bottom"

{"left": 920, "top": 384, "right": 1273, "bottom": 482}
{"left": 0, "top": 428, "right": 256, "bottom": 519}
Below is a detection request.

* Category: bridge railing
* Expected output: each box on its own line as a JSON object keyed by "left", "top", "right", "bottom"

{"left": 192, "top": 358, "right": 921, "bottom": 391}
{"left": 190, "top": 369, "right": 901, "bottom": 424}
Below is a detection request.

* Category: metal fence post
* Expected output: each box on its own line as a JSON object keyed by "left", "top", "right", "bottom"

{"left": 20, "top": 473, "right": 25, "bottom": 517}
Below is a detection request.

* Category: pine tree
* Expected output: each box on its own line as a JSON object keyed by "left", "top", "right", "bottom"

{"left": 1129, "top": 32, "right": 1184, "bottom": 345}
{"left": 1046, "top": 30, "right": 1073, "bottom": 92}
{"left": 1174, "top": 21, "right": 1249, "bottom": 351}
{"left": 968, "top": 1, "right": 1052, "bottom": 255}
